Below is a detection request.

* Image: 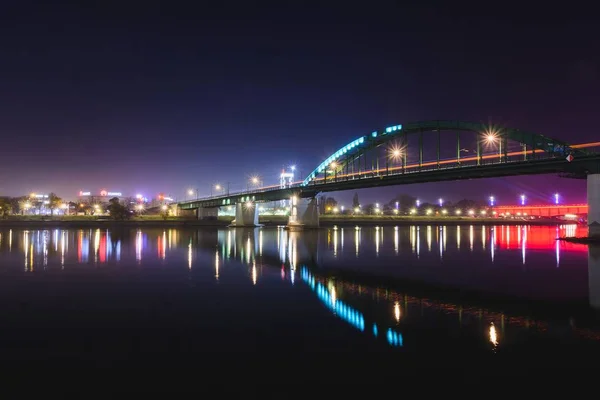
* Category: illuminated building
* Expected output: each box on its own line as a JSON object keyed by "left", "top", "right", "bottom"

{"left": 77, "top": 189, "right": 127, "bottom": 214}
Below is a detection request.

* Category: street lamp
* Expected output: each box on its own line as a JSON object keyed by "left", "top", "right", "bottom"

{"left": 489, "top": 195, "right": 495, "bottom": 207}
{"left": 188, "top": 188, "right": 198, "bottom": 199}
{"left": 248, "top": 176, "right": 261, "bottom": 191}
{"left": 387, "top": 146, "right": 402, "bottom": 175}
{"left": 438, "top": 198, "right": 443, "bottom": 207}
{"left": 211, "top": 184, "right": 222, "bottom": 197}
{"left": 290, "top": 166, "right": 296, "bottom": 185}
{"left": 330, "top": 162, "right": 338, "bottom": 181}
{"left": 520, "top": 194, "right": 526, "bottom": 205}
{"left": 416, "top": 199, "right": 420, "bottom": 208}
{"left": 484, "top": 130, "right": 502, "bottom": 161}
{"left": 485, "top": 132, "right": 498, "bottom": 144}
{"left": 554, "top": 193, "right": 559, "bottom": 205}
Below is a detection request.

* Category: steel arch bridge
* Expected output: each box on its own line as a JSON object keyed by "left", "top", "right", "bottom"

{"left": 178, "top": 120, "right": 600, "bottom": 210}
{"left": 301, "top": 120, "right": 589, "bottom": 186}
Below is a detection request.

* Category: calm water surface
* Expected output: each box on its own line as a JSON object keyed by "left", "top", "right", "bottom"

{"left": 0, "top": 224, "right": 598, "bottom": 374}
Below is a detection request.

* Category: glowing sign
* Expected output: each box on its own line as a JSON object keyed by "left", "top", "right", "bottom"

{"left": 79, "top": 191, "right": 91, "bottom": 196}
{"left": 107, "top": 192, "right": 122, "bottom": 196}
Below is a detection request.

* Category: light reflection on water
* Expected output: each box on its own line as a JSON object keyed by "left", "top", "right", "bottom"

{"left": 0, "top": 224, "right": 599, "bottom": 357}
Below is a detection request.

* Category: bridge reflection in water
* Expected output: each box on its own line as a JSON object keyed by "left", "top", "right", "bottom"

{"left": 206, "top": 225, "right": 600, "bottom": 350}
{"left": 2, "top": 225, "right": 600, "bottom": 352}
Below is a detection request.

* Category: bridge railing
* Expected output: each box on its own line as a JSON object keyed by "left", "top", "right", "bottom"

{"left": 182, "top": 183, "right": 305, "bottom": 203}
{"left": 300, "top": 149, "right": 569, "bottom": 188}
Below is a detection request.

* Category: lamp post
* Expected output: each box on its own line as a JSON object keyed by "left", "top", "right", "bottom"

{"left": 211, "top": 184, "right": 223, "bottom": 197}
{"left": 248, "top": 176, "right": 260, "bottom": 191}
{"left": 388, "top": 148, "right": 401, "bottom": 175}
{"left": 290, "top": 165, "right": 296, "bottom": 184}
{"left": 188, "top": 188, "right": 198, "bottom": 200}
{"left": 330, "top": 162, "right": 338, "bottom": 182}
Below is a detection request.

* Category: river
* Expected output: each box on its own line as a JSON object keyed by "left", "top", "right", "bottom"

{"left": 0, "top": 224, "right": 598, "bottom": 375}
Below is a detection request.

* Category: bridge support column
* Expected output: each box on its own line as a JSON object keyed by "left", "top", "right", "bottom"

{"left": 588, "top": 174, "right": 600, "bottom": 239}
{"left": 589, "top": 245, "right": 600, "bottom": 309}
{"left": 197, "top": 206, "right": 219, "bottom": 220}
{"left": 230, "top": 202, "right": 260, "bottom": 227}
{"left": 288, "top": 197, "right": 319, "bottom": 229}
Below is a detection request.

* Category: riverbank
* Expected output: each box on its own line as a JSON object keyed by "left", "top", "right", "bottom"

{"left": 557, "top": 236, "right": 600, "bottom": 244}
{"left": 0, "top": 215, "right": 581, "bottom": 228}
{"left": 318, "top": 216, "right": 576, "bottom": 226}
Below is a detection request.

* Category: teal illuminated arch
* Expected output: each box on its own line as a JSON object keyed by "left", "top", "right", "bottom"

{"left": 301, "top": 120, "right": 586, "bottom": 186}
{"left": 301, "top": 124, "right": 402, "bottom": 185}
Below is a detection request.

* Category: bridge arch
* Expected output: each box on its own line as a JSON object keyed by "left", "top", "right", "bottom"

{"left": 302, "top": 120, "right": 586, "bottom": 186}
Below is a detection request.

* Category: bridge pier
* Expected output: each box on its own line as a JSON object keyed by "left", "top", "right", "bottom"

{"left": 197, "top": 206, "right": 219, "bottom": 220}
{"left": 589, "top": 174, "right": 600, "bottom": 239}
{"left": 287, "top": 197, "right": 319, "bottom": 230}
{"left": 589, "top": 245, "right": 600, "bottom": 309}
{"left": 230, "top": 201, "right": 261, "bottom": 227}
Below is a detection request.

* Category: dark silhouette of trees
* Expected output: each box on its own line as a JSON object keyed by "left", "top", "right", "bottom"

{"left": 454, "top": 199, "right": 481, "bottom": 211}
{"left": 107, "top": 197, "right": 130, "bottom": 220}
{"left": 352, "top": 193, "right": 360, "bottom": 208}
{"left": 48, "top": 193, "right": 62, "bottom": 216}
{"left": 322, "top": 196, "right": 338, "bottom": 213}
{"left": 388, "top": 194, "right": 417, "bottom": 213}
{"left": 0, "top": 197, "right": 10, "bottom": 218}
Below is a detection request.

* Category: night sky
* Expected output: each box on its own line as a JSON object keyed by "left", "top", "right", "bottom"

{"left": 1, "top": 2, "right": 598, "bottom": 205}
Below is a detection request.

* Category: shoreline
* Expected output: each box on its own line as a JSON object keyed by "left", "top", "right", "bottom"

{"left": 557, "top": 236, "right": 600, "bottom": 244}
{"left": 317, "top": 217, "right": 579, "bottom": 227}
{"left": 0, "top": 216, "right": 583, "bottom": 228}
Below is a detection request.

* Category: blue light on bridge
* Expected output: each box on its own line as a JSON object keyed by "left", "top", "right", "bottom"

{"left": 385, "top": 124, "right": 402, "bottom": 134}
{"left": 302, "top": 136, "right": 366, "bottom": 185}
{"left": 386, "top": 328, "right": 403, "bottom": 347}
{"left": 373, "top": 324, "right": 378, "bottom": 337}
{"left": 301, "top": 267, "right": 365, "bottom": 332}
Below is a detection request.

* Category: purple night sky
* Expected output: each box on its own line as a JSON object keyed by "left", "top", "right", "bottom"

{"left": 0, "top": 3, "right": 597, "bottom": 205}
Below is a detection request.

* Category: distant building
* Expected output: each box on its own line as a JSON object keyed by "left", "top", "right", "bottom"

{"left": 78, "top": 189, "right": 126, "bottom": 205}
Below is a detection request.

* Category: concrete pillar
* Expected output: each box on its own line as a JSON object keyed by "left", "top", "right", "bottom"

{"left": 588, "top": 174, "right": 600, "bottom": 238}
{"left": 288, "top": 197, "right": 319, "bottom": 229}
{"left": 589, "top": 245, "right": 600, "bottom": 309}
{"left": 197, "top": 206, "right": 219, "bottom": 220}
{"left": 230, "top": 201, "right": 260, "bottom": 227}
